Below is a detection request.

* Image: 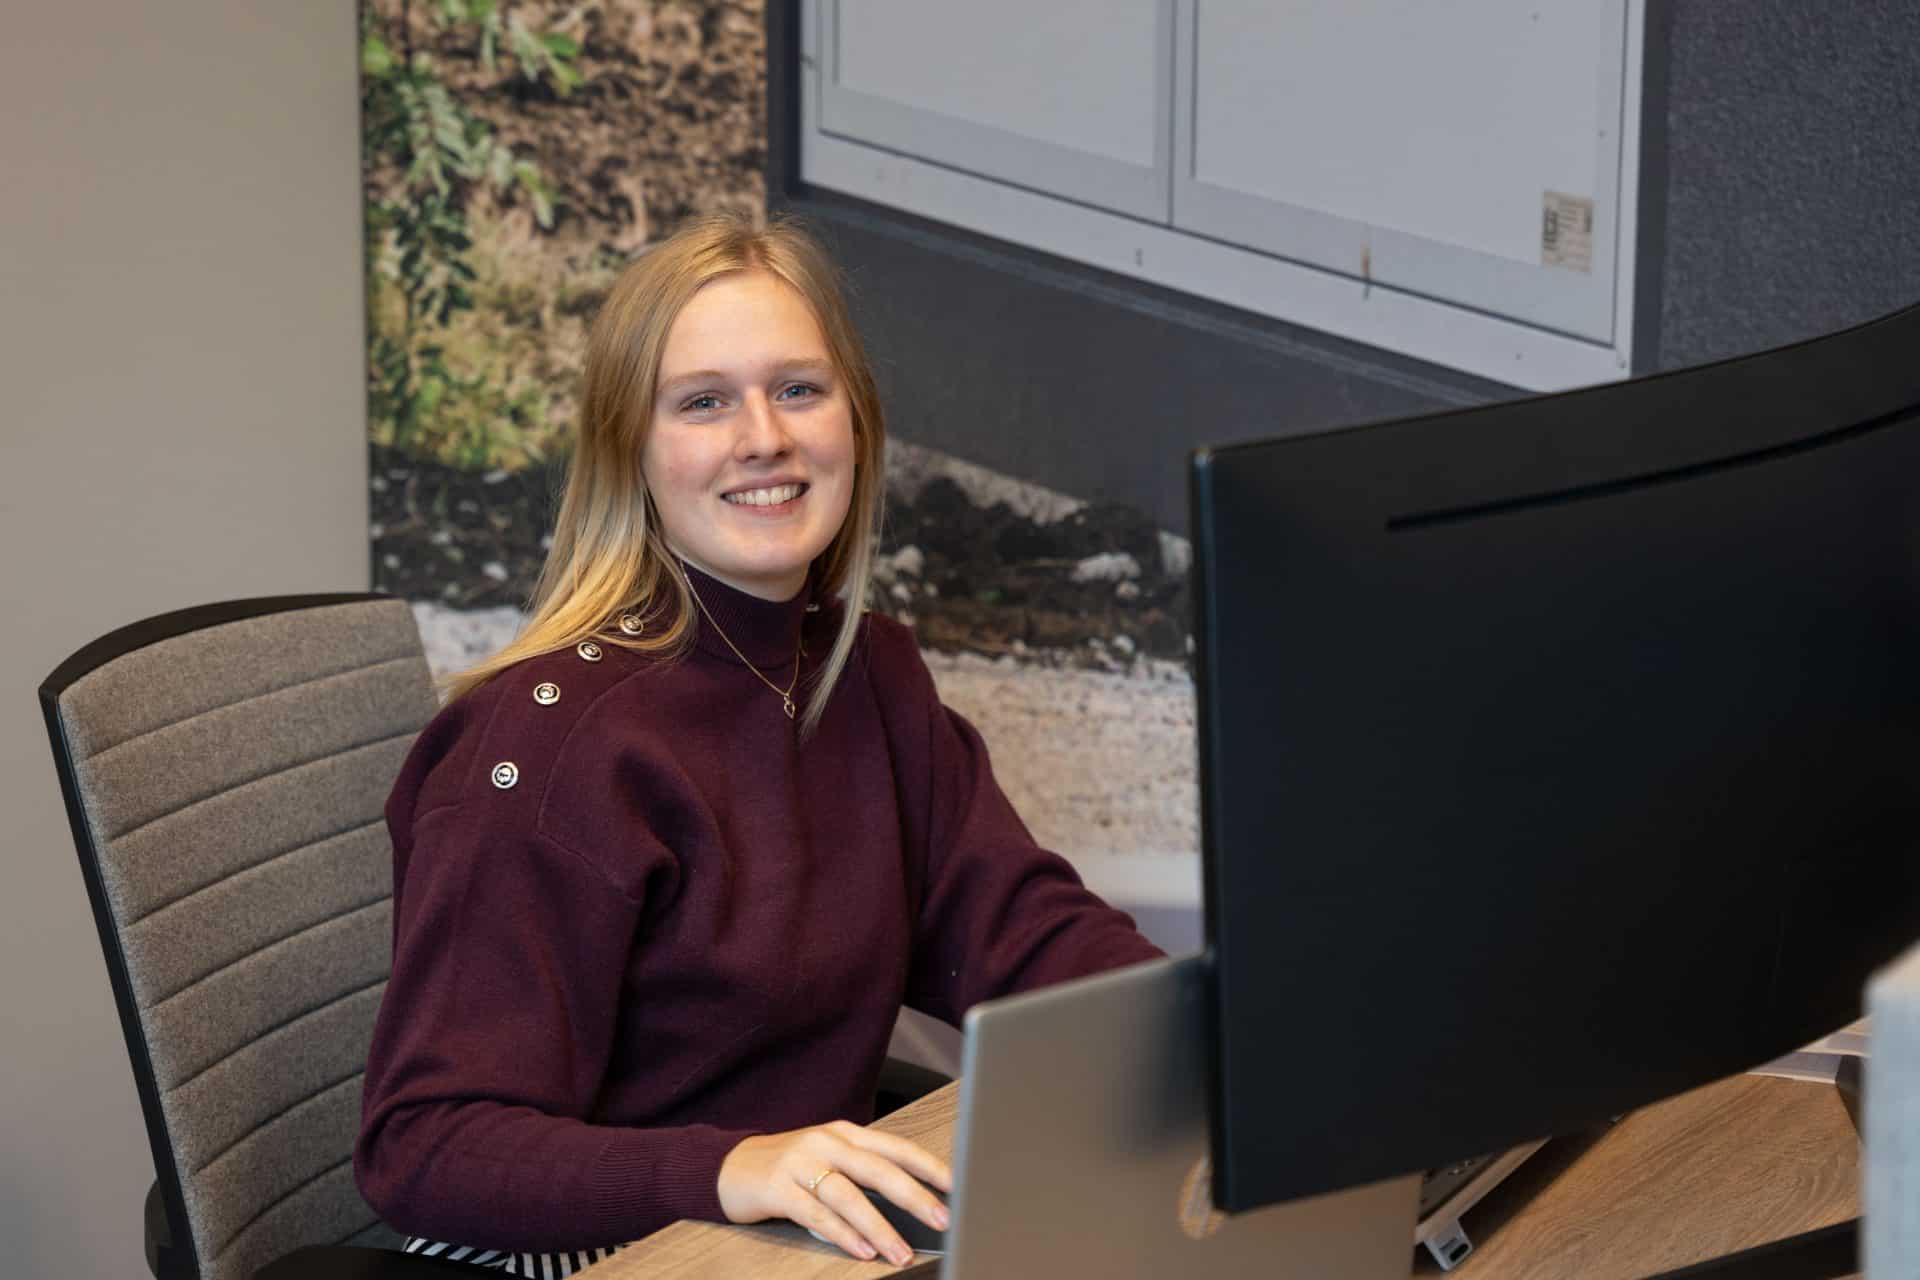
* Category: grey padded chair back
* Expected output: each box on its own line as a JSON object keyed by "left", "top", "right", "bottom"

{"left": 41, "top": 595, "right": 440, "bottom": 1280}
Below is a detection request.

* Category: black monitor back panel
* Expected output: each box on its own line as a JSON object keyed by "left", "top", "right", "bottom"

{"left": 1190, "top": 302, "right": 1920, "bottom": 1213}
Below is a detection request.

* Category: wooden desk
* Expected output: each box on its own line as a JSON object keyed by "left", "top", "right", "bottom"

{"left": 581, "top": 1073, "right": 1858, "bottom": 1280}
{"left": 1435, "top": 1073, "right": 1859, "bottom": 1280}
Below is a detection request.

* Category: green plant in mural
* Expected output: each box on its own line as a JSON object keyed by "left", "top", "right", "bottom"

{"left": 361, "top": 0, "right": 576, "bottom": 469}
{"left": 439, "top": 0, "right": 583, "bottom": 96}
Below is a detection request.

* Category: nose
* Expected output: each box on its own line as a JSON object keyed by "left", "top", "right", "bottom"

{"left": 734, "top": 392, "right": 794, "bottom": 462}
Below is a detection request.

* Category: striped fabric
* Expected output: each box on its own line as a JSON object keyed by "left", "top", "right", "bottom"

{"left": 402, "top": 1235, "right": 627, "bottom": 1276}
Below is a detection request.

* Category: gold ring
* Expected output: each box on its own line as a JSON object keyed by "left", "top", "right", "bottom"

{"left": 804, "top": 1167, "right": 834, "bottom": 1195}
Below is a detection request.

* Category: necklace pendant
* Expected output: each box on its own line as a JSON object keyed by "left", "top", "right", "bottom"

{"left": 782, "top": 696, "right": 796, "bottom": 720}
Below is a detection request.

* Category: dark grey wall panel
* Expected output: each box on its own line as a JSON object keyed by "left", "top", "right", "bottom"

{"left": 1654, "top": 0, "right": 1920, "bottom": 370}
{"left": 799, "top": 201, "right": 1513, "bottom": 533}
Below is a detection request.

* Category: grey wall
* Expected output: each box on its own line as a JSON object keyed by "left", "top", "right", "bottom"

{"left": 1646, "top": 0, "right": 1920, "bottom": 370}
{"left": 0, "top": 7, "right": 366, "bottom": 1278}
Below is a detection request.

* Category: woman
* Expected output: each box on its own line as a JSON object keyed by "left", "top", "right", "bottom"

{"left": 354, "top": 211, "right": 1164, "bottom": 1275}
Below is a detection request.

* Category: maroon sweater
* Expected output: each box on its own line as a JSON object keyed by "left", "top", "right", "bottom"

{"left": 354, "top": 571, "right": 1163, "bottom": 1250}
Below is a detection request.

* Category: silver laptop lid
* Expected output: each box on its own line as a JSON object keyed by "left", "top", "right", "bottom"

{"left": 943, "top": 954, "right": 1418, "bottom": 1280}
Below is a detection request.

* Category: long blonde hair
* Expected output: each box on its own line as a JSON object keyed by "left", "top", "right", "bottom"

{"left": 445, "top": 210, "right": 886, "bottom": 736}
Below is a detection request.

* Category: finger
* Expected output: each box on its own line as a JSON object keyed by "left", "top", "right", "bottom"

{"left": 831, "top": 1146, "right": 951, "bottom": 1235}
{"left": 816, "top": 1170, "right": 915, "bottom": 1267}
{"left": 785, "top": 1180, "right": 879, "bottom": 1264}
{"left": 833, "top": 1123, "right": 955, "bottom": 1194}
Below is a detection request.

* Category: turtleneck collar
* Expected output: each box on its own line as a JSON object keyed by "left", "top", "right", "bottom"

{"left": 678, "top": 561, "right": 816, "bottom": 670}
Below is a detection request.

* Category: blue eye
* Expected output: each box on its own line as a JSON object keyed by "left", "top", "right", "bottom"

{"left": 778, "top": 383, "right": 819, "bottom": 401}
{"left": 684, "top": 394, "right": 720, "bottom": 412}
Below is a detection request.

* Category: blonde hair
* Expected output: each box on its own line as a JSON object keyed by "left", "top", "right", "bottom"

{"left": 445, "top": 210, "right": 886, "bottom": 736}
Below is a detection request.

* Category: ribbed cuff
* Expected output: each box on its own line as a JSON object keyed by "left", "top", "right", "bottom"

{"left": 584, "top": 1123, "right": 764, "bottom": 1241}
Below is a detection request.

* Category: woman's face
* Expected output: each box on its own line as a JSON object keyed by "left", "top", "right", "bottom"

{"left": 641, "top": 269, "right": 857, "bottom": 602}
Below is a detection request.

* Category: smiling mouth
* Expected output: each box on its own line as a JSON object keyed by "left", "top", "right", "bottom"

{"left": 723, "top": 482, "right": 808, "bottom": 508}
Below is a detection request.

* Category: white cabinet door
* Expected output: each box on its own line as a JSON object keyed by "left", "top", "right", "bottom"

{"left": 820, "top": 0, "right": 1174, "bottom": 222}
{"left": 1173, "top": 0, "right": 1628, "bottom": 341}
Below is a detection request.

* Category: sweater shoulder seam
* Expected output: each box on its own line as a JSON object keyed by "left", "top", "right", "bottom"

{"left": 406, "top": 800, "right": 642, "bottom": 903}
{"left": 536, "top": 661, "right": 681, "bottom": 902}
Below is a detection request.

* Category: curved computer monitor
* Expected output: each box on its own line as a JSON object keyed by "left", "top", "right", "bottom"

{"left": 1190, "top": 301, "right": 1920, "bottom": 1213}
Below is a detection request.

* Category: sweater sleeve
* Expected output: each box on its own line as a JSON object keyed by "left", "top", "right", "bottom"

{"left": 354, "top": 704, "right": 757, "bottom": 1250}
{"left": 876, "top": 623, "right": 1166, "bottom": 1026}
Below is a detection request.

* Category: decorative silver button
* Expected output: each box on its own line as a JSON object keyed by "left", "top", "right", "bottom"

{"left": 532, "top": 682, "right": 560, "bottom": 705}
{"left": 576, "top": 641, "right": 603, "bottom": 662}
{"left": 618, "top": 612, "right": 644, "bottom": 636}
{"left": 491, "top": 761, "right": 519, "bottom": 789}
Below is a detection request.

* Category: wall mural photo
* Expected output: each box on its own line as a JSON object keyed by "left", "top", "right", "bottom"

{"left": 359, "top": 0, "right": 1198, "bottom": 929}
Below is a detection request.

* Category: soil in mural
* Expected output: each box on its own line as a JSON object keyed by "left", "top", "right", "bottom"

{"left": 361, "top": 0, "right": 1190, "bottom": 673}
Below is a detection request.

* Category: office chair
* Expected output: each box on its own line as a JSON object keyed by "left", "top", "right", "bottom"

{"left": 38, "top": 594, "right": 484, "bottom": 1280}
{"left": 41, "top": 592, "right": 954, "bottom": 1279}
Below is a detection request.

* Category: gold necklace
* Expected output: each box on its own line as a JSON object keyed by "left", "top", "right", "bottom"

{"left": 681, "top": 570, "right": 803, "bottom": 720}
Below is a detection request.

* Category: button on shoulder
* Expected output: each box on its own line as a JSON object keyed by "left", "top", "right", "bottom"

{"left": 457, "top": 643, "right": 652, "bottom": 804}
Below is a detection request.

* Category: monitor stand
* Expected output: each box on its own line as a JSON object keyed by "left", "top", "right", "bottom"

{"left": 1414, "top": 1138, "right": 1550, "bottom": 1271}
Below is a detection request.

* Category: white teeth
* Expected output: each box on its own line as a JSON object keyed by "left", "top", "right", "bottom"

{"left": 725, "top": 483, "right": 803, "bottom": 507}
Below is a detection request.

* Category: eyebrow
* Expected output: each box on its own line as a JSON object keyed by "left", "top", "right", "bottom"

{"left": 657, "top": 358, "right": 835, "bottom": 399}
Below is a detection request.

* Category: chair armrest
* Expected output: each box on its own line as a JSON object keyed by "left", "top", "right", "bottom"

{"left": 255, "top": 1246, "right": 503, "bottom": 1279}
{"left": 875, "top": 1055, "right": 954, "bottom": 1118}
{"left": 146, "top": 1179, "right": 191, "bottom": 1280}
{"left": 149, "top": 1181, "right": 456, "bottom": 1280}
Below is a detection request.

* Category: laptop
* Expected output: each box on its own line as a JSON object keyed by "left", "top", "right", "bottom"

{"left": 930, "top": 953, "right": 1421, "bottom": 1280}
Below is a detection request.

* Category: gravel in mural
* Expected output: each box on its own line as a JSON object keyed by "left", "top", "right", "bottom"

{"left": 361, "top": 0, "right": 1198, "bottom": 873}
{"left": 371, "top": 439, "right": 1192, "bottom": 672}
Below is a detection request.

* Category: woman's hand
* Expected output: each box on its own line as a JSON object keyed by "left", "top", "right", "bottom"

{"left": 717, "top": 1120, "right": 952, "bottom": 1267}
